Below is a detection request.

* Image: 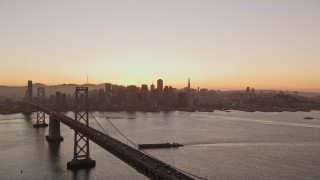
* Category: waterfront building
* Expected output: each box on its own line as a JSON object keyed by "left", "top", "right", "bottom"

{"left": 178, "top": 92, "right": 187, "bottom": 107}
{"left": 150, "top": 83, "right": 157, "bottom": 107}
{"left": 157, "top": 79, "right": 163, "bottom": 96}
{"left": 157, "top": 79, "right": 163, "bottom": 105}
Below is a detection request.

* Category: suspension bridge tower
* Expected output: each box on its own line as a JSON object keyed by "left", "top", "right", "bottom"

{"left": 67, "top": 87, "right": 96, "bottom": 169}
{"left": 33, "top": 87, "right": 48, "bottom": 128}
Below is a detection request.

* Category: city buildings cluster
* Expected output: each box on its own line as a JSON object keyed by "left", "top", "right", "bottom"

{"left": 60, "top": 79, "right": 200, "bottom": 111}
{"left": 22, "top": 79, "right": 217, "bottom": 111}
{"left": 1, "top": 80, "right": 320, "bottom": 114}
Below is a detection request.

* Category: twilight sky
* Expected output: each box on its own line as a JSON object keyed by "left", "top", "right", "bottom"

{"left": 0, "top": 0, "right": 319, "bottom": 90}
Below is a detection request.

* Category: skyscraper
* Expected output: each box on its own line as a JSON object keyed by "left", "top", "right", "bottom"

{"left": 150, "top": 83, "right": 156, "bottom": 107}
{"left": 157, "top": 79, "right": 163, "bottom": 96}
{"left": 150, "top": 83, "right": 155, "bottom": 91}
{"left": 141, "top": 84, "right": 149, "bottom": 108}
{"left": 141, "top": 84, "right": 148, "bottom": 91}
{"left": 55, "top": 91, "right": 62, "bottom": 105}
{"left": 27, "top": 80, "right": 33, "bottom": 101}
{"left": 187, "top": 78, "right": 193, "bottom": 107}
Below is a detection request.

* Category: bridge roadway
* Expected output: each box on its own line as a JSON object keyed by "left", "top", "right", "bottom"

{"left": 23, "top": 102, "right": 194, "bottom": 180}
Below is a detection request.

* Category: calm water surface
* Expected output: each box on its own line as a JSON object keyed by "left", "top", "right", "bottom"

{"left": 1, "top": 110, "right": 320, "bottom": 179}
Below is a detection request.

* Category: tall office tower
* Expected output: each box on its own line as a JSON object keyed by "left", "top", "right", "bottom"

{"left": 55, "top": 91, "right": 62, "bottom": 105}
{"left": 157, "top": 79, "right": 163, "bottom": 96}
{"left": 149, "top": 83, "right": 156, "bottom": 107}
{"left": 163, "top": 86, "right": 169, "bottom": 106}
{"left": 27, "top": 80, "right": 33, "bottom": 101}
{"left": 187, "top": 78, "right": 193, "bottom": 107}
{"left": 150, "top": 83, "right": 155, "bottom": 91}
{"left": 141, "top": 84, "right": 148, "bottom": 91}
{"left": 246, "top": 87, "right": 251, "bottom": 95}
{"left": 141, "top": 84, "right": 149, "bottom": 107}
{"left": 61, "top": 93, "right": 67, "bottom": 106}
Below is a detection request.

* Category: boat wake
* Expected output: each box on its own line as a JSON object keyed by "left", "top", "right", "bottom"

{"left": 187, "top": 141, "right": 320, "bottom": 147}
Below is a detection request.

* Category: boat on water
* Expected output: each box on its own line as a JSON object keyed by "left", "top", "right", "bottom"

{"left": 304, "top": 117, "right": 314, "bottom": 120}
{"left": 138, "top": 142, "right": 183, "bottom": 149}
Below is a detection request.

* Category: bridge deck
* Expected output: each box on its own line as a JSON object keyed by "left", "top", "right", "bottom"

{"left": 23, "top": 102, "right": 194, "bottom": 180}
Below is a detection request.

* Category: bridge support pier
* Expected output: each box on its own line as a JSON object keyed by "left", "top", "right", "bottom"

{"left": 67, "top": 87, "right": 95, "bottom": 170}
{"left": 33, "top": 88, "right": 48, "bottom": 128}
{"left": 46, "top": 114, "right": 63, "bottom": 142}
{"left": 67, "top": 158, "right": 96, "bottom": 170}
{"left": 33, "top": 111, "right": 48, "bottom": 128}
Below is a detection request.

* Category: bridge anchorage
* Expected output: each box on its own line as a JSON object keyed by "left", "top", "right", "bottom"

{"left": 67, "top": 87, "right": 96, "bottom": 169}
{"left": 33, "top": 87, "right": 48, "bottom": 128}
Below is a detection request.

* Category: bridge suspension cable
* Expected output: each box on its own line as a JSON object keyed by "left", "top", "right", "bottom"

{"left": 69, "top": 89, "right": 208, "bottom": 180}
{"left": 100, "top": 112, "right": 208, "bottom": 180}
{"left": 89, "top": 112, "right": 109, "bottom": 136}
{"left": 101, "top": 113, "right": 138, "bottom": 148}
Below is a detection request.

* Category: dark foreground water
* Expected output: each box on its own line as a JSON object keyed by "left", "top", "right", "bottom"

{"left": 1, "top": 110, "right": 320, "bottom": 180}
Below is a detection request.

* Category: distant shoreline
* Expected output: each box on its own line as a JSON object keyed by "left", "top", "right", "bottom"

{"left": 1, "top": 106, "right": 320, "bottom": 115}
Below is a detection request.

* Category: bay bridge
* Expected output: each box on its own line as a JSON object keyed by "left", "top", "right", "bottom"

{"left": 20, "top": 86, "right": 206, "bottom": 180}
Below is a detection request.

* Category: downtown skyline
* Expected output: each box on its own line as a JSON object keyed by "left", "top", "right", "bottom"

{"left": 2, "top": 78, "right": 320, "bottom": 94}
{"left": 1, "top": 0, "right": 320, "bottom": 91}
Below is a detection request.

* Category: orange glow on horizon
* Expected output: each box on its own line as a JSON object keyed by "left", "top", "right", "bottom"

{"left": 0, "top": 1, "right": 319, "bottom": 92}
{"left": 2, "top": 76, "right": 320, "bottom": 92}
